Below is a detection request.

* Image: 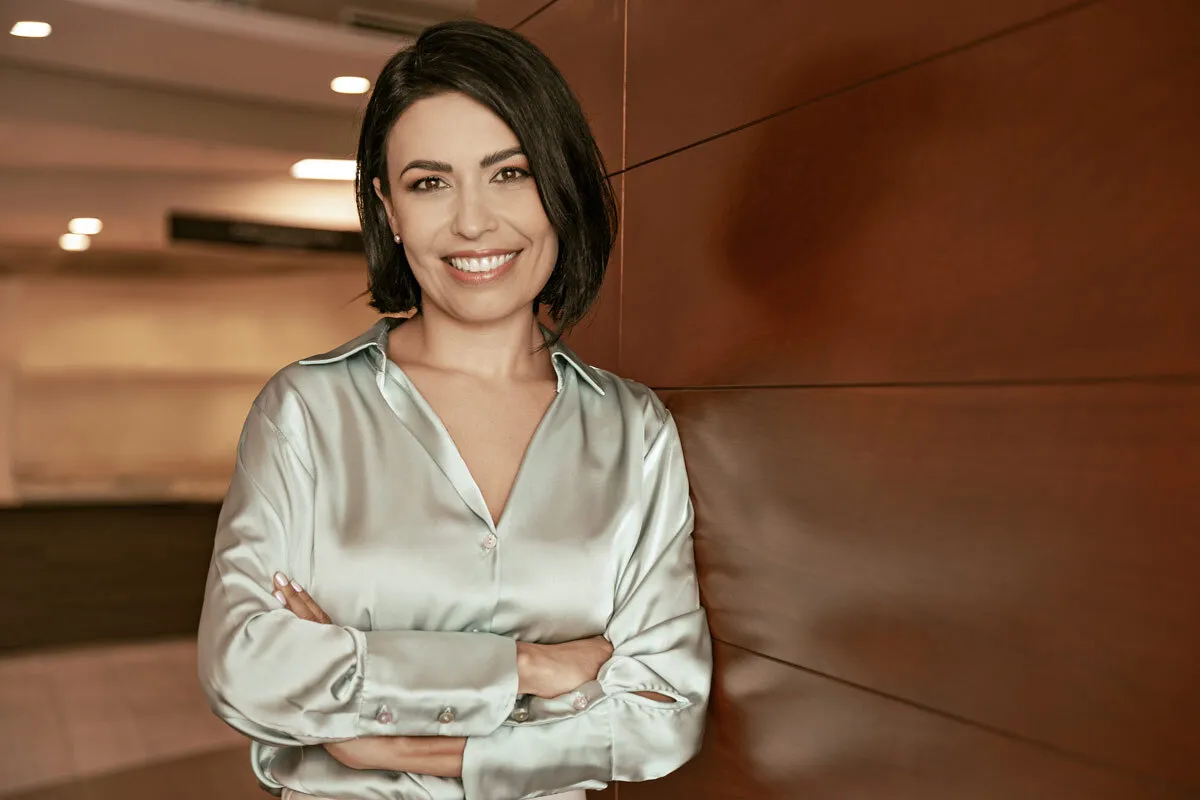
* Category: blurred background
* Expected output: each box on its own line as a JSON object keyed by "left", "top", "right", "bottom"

{"left": 1, "top": 0, "right": 1197, "bottom": 799}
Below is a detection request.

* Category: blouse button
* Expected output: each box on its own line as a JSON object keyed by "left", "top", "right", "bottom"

{"left": 571, "top": 694, "right": 589, "bottom": 711}
{"left": 482, "top": 533, "right": 498, "bottom": 551}
{"left": 438, "top": 707, "right": 456, "bottom": 724}
{"left": 375, "top": 705, "right": 394, "bottom": 725}
{"left": 510, "top": 706, "right": 530, "bottom": 723}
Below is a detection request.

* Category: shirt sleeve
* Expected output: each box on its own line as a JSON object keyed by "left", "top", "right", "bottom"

{"left": 460, "top": 405, "right": 713, "bottom": 800}
{"left": 261, "top": 744, "right": 466, "bottom": 800}
{"left": 197, "top": 399, "right": 520, "bottom": 747}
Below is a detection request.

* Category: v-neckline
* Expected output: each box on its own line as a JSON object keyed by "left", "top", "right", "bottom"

{"left": 376, "top": 330, "right": 565, "bottom": 532}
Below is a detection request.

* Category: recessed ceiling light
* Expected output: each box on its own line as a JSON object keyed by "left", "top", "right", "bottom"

{"left": 68, "top": 217, "right": 103, "bottom": 235}
{"left": 59, "top": 233, "right": 90, "bottom": 252}
{"left": 10, "top": 21, "right": 52, "bottom": 38}
{"left": 291, "top": 159, "right": 357, "bottom": 181}
{"left": 331, "top": 76, "right": 370, "bottom": 95}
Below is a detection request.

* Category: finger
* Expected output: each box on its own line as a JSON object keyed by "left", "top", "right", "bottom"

{"left": 288, "top": 579, "right": 332, "bottom": 624}
{"left": 271, "top": 572, "right": 317, "bottom": 621}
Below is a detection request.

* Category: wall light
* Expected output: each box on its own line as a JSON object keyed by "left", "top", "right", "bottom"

{"left": 331, "top": 76, "right": 370, "bottom": 95}
{"left": 10, "top": 21, "right": 52, "bottom": 38}
{"left": 291, "top": 159, "right": 357, "bottom": 181}
{"left": 59, "top": 233, "right": 90, "bottom": 252}
{"left": 68, "top": 217, "right": 103, "bottom": 235}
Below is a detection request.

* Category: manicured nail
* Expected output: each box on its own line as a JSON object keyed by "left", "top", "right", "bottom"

{"left": 273, "top": 591, "right": 286, "bottom": 605}
{"left": 274, "top": 572, "right": 288, "bottom": 587}
{"left": 290, "top": 580, "right": 303, "bottom": 593}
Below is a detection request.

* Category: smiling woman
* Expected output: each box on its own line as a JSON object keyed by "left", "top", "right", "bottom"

{"left": 197, "top": 19, "right": 711, "bottom": 800}
{"left": 373, "top": 95, "right": 559, "bottom": 310}
{"left": 355, "top": 22, "right": 616, "bottom": 335}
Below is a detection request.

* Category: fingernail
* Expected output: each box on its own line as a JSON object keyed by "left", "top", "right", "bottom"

{"left": 290, "top": 580, "right": 303, "bottom": 593}
{"left": 273, "top": 591, "right": 286, "bottom": 605}
{"left": 274, "top": 572, "right": 288, "bottom": 587}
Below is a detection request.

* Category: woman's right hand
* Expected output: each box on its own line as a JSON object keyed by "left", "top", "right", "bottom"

{"left": 516, "top": 636, "right": 613, "bottom": 699}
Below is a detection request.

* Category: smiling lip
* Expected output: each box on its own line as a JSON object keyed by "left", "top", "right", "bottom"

{"left": 443, "top": 249, "right": 521, "bottom": 285}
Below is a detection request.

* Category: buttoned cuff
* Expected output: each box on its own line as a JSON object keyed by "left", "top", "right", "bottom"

{"left": 500, "top": 680, "right": 608, "bottom": 727}
{"left": 354, "top": 628, "right": 519, "bottom": 737}
{"left": 462, "top": 700, "right": 612, "bottom": 800}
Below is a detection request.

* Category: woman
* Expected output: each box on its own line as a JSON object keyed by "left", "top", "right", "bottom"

{"left": 197, "top": 19, "right": 711, "bottom": 800}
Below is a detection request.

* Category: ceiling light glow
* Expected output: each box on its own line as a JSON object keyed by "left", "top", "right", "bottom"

{"left": 331, "top": 76, "right": 370, "bottom": 95}
{"left": 291, "top": 159, "right": 357, "bottom": 181}
{"left": 10, "top": 21, "right": 52, "bottom": 38}
{"left": 68, "top": 217, "right": 103, "bottom": 235}
{"left": 59, "top": 233, "right": 90, "bottom": 252}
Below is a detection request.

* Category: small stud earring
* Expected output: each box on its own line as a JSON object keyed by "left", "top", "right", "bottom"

{"left": 393, "top": 234, "right": 401, "bottom": 244}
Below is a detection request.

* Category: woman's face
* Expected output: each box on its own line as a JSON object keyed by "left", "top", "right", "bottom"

{"left": 374, "top": 91, "right": 558, "bottom": 325}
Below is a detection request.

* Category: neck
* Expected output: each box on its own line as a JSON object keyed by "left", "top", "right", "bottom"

{"left": 397, "top": 305, "right": 550, "bottom": 382}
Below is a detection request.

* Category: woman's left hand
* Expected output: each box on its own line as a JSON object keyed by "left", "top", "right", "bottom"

{"left": 270, "top": 571, "right": 331, "bottom": 623}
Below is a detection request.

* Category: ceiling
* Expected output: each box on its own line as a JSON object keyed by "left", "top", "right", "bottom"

{"left": 0, "top": 0, "right": 474, "bottom": 264}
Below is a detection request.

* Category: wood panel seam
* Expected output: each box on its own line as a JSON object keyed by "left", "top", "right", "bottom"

{"left": 610, "top": 0, "right": 1105, "bottom": 177}
{"left": 657, "top": 372, "right": 1200, "bottom": 393}
{"left": 617, "top": 0, "right": 628, "bottom": 373}
{"left": 512, "top": 0, "right": 561, "bottom": 30}
{"left": 709, "top": 636, "right": 1196, "bottom": 794}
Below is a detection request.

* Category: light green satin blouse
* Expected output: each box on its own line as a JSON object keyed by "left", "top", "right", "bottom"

{"left": 196, "top": 318, "right": 712, "bottom": 800}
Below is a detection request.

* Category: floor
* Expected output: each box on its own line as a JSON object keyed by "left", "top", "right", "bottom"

{"left": 0, "top": 638, "right": 261, "bottom": 800}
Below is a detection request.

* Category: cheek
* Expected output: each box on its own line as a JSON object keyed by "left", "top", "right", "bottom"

{"left": 393, "top": 198, "right": 443, "bottom": 247}
{"left": 517, "top": 196, "right": 557, "bottom": 255}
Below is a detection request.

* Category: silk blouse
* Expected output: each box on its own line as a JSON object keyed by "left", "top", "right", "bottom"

{"left": 197, "top": 318, "right": 712, "bottom": 800}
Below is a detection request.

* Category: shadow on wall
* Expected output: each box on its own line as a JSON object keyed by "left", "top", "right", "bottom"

{"left": 706, "top": 45, "right": 973, "bottom": 387}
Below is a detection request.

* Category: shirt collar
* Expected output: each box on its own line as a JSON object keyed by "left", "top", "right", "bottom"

{"left": 546, "top": 329, "right": 606, "bottom": 395}
{"left": 297, "top": 318, "right": 391, "bottom": 367}
{"left": 298, "top": 318, "right": 606, "bottom": 396}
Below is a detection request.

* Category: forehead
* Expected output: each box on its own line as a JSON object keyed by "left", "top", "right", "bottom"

{"left": 386, "top": 92, "right": 521, "bottom": 163}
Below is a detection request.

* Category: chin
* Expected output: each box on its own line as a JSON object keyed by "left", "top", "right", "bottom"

{"left": 440, "top": 296, "right": 539, "bottom": 325}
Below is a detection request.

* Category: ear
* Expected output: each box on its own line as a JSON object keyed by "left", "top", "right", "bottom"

{"left": 373, "top": 177, "right": 397, "bottom": 232}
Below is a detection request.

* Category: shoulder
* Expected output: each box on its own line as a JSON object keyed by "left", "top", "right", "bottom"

{"left": 253, "top": 321, "right": 387, "bottom": 424}
{"left": 585, "top": 367, "right": 673, "bottom": 452}
{"left": 251, "top": 361, "right": 319, "bottom": 422}
{"left": 238, "top": 363, "right": 324, "bottom": 469}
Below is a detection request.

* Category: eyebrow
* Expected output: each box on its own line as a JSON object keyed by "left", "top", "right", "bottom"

{"left": 480, "top": 146, "right": 524, "bottom": 168}
{"left": 398, "top": 147, "right": 525, "bottom": 177}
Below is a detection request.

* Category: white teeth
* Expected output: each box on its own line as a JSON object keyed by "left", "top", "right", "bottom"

{"left": 447, "top": 252, "right": 517, "bottom": 273}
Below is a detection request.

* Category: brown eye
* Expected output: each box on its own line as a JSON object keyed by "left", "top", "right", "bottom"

{"left": 410, "top": 176, "right": 447, "bottom": 192}
{"left": 494, "top": 166, "right": 531, "bottom": 183}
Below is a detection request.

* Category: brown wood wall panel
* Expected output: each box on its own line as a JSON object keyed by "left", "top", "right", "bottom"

{"left": 518, "top": 0, "right": 625, "bottom": 172}
{"left": 474, "top": 0, "right": 552, "bottom": 29}
{"left": 668, "top": 385, "right": 1200, "bottom": 788}
{"left": 624, "top": 0, "right": 1071, "bottom": 164}
{"left": 621, "top": 642, "right": 1184, "bottom": 800}
{"left": 621, "top": 0, "right": 1200, "bottom": 387}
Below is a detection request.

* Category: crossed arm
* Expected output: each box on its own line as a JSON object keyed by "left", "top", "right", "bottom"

{"left": 266, "top": 571, "right": 670, "bottom": 777}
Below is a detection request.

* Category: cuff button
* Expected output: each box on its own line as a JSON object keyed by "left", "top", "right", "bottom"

{"left": 438, "top": 707, "right": 456, "bottom": 724}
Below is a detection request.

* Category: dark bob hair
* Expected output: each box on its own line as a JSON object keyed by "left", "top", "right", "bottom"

{"left": 355, "top": 20, "right": 618, "bottom": 334}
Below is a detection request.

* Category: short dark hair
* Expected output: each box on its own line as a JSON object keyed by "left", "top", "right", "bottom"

{"left": 355, "top": 20, "right": 618, "bottom": 334}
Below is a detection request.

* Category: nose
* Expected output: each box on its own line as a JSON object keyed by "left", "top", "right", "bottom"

{"left": 450, "top": 183, "right": 499, "bottom": 239}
